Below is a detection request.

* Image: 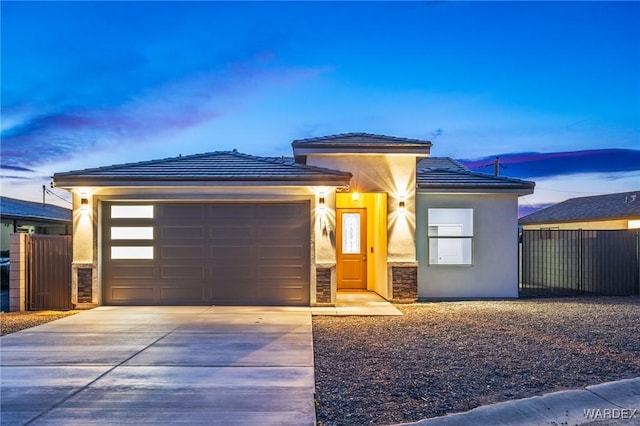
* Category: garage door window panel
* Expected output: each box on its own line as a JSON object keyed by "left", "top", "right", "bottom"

{"left": 111, "top": 227, "right": 154, "bottom": 240}
{"left": 111, "top": 205, "right": 154, "bottom": 219}
{"left": 111, "top": 246, "right": 154, "bottom": 260}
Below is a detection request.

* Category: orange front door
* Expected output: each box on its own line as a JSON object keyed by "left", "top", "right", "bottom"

{"left": 337, "top": 208, "right": 367, "bottom": 290}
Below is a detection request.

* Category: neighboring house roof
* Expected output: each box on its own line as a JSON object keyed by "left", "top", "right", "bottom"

{"left": 416, "top": 158, "right": 535, "bottom": 194}
{"left": 518, "top": 190, "right": 640, "bottom": 225}
{"left": 0, "top": 196, "right": 71, "bottom": 223}
{"left": 292, "top": 132, "right": 432, "bottom": 157}
{"left": 53, "top": 151, "right": 352, "bottom": 187}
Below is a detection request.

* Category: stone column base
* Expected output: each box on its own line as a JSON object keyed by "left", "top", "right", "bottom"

{"left": 72, "top": 263, "right": 98, "bottom": 307}
{"left": 313, "top": 263, "right": 336, "bottom": 306}
{"left": 388, "top": 262, "right": 418, "bottom": 303}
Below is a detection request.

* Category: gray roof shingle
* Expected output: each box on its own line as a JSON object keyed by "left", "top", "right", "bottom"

{"left": 54, "top": 151, "right": 352, "bottom": 186}
{"left": 417, "top": 166, "right": 535, "bottom": 193}
{"left": 417, "top": 157, "right": 469, "bottom": 171}
{"left": 52, "top": 141, "right": 534, "bottom": 197}
{"left": 292, "top": 132, "right": 433, "bottom": 148}
{"left": 0, "top": 197, "right": 71, "bottom": 222}
{"left": 518, "top": 191, "right": 640, "bottom": 224}
{"left": 291, "top": 133, "right": 432, "bottom": 158}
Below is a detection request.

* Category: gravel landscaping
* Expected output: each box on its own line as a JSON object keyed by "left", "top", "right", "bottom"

{"left": 1, "top": 310, "right": 81, "bottom": 336}
{"left": 313, "top": 297, "right": 640, "bottom": 425}
{"left": 2, "top": 298, "right": 638, "bottom": 425}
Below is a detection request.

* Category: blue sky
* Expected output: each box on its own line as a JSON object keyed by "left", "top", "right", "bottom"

{"left": 1, "top": 1, "right": 639, "bottom": 213}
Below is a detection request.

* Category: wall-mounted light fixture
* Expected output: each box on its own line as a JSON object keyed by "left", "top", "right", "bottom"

{"left": 319, "top": 192, "right": 325, "bottom": 211}
{"left": 80, "top": 195, "right": 89, "bottom": 211}
{"left": 399, "top": 195, "right": 406, "bottom": 213}
{"left": 352, "top": 192, "right": 359, "bottom": 201}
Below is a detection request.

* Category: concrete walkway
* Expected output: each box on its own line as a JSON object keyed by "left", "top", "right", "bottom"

{"left": 397, "top": 377, "right": 640, "bottom": 426}
{"left": 0, "top": 306, "right": 315, "bottom": 425}
{"left": 311, "top": 291, "right": 403, "bottom": 316}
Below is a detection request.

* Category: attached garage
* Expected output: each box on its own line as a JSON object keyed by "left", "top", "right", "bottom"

{"left": 53, "top": 150, "right": 351, "bottom": 307}
{"left": 102, "top": 201, "right": 311, "bottom": 306}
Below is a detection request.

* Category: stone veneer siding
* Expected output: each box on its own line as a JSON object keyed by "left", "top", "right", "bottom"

{"left": 392, "top": 266, "right": 418, "bottom": 302}
{"left": 315, "top": 267, "right": 332, "bottom": 303}
{"left": 77, "top": 268, "right": 93, "bottom": 304}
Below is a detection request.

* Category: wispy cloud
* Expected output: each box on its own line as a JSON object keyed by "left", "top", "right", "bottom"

{"left": 0, "top": 164, "right": 36, "bottom": 172}
{"left": 460, "top": 150, "right": 640, "bottom": 217}
{"left": 460, "top": 149, "right": 640, "bottom": 179}
{"left": 1, "top": 53, "right": 324, "bottom": 169}
{"left": 0, "top": 175, "right": 32, "bottom": 180}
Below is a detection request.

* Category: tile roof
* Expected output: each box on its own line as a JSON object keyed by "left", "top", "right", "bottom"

{"left": 292, "top": 132, "right": 433, "bottom": 147}
{"left": 417, "top": 166, "right": 535, "bottom": 193}
{"left": 519, "top": 191, "right": 640, "bottom": 224}
{"left": 0, "top": 196, "right": 71, "bottom": 222}
{"left": 291, "top": 133, "right": 432, "bottom": 157}
{"left": 54, "top": 151, "right": 352, "bottom": 186}
{"left": 417, "top": 156, "right": 469, "bottom": 171}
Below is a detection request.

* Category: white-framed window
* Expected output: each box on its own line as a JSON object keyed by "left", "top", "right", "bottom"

{"left": 428, "top": 208, "right": 473, "bottom": 265}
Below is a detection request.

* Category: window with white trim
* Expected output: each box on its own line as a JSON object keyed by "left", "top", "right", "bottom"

{"left": 428, "top": 208, "right": 473, "bottom": 265}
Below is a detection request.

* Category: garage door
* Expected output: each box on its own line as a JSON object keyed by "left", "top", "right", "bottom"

{"left": 102, "top": 202, "right": 310, "bottom": 306}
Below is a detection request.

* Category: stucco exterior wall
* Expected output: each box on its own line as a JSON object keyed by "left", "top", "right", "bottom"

{"left": 306, "top": 154, "right": 417, "bottom": 262}
{"left": 72, "top": 191, "right": 95, "bottom": 265}
{"left": 416, "top": 193, "right": 520, "bottom": 298}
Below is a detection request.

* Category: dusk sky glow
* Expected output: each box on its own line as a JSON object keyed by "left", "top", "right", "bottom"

{"left": 1, "top": 1, "right": 638, "bottom": 212}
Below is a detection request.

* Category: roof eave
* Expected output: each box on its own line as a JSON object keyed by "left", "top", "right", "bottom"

{"left": 417, "top": 185, "right": 535, "bottom": 195}
{"left": 0, "top": 214, "right": 72, "bottom": 223}
{"left": 53, "top": 175, "right": 352, "bottom": 188}
{"left": 292, "top": 145, "right": 432, "bottom": 156}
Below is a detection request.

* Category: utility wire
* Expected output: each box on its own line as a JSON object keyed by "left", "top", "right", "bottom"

{"left": 533, "top": 187, "right": 605, "bottom": 195}
{"left": 45, "top": 188, "right": 72, "bottom": 205}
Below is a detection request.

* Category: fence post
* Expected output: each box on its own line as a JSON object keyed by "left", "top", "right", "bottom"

{"left": 518, "top": 231, "right": 522, "bottom": 295}
{"left": 8, "top": 233, "right": 27, "bottom": 312}
{"left": 578, "top": 229, "right": 583, "bottom": 293}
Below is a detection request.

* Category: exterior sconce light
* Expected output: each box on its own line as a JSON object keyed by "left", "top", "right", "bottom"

{"left": 319, "top": 192, "right": 325, "bottom": 211}
{"left": 80, "top": 196, "right": 89, "bottom": 211}
{"left": 399, "top": 195, "right": 406, "bottom": 213}
{"left": 352, "top": 192, "right": 359, "bottom": 201}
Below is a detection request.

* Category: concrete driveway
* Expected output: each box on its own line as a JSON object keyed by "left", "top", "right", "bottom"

{"left": 0, "top": 306, "right": 315, "bottom": 425}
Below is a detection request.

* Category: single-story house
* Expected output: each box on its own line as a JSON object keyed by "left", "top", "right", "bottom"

{"left": 0, "top": 196, "right": 72, "bottom": 255}
{"left": 519, "top": 190, "right": 640, "bottom": 230}
{"left": 53, "top": 133, "right": 534, "bottom": 307}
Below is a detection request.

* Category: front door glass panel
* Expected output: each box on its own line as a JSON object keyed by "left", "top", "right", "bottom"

{"left": 342, "top": 213, "right": 361, "bottom": 254}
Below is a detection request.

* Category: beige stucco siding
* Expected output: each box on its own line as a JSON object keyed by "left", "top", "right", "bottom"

{"left": 72, "top": 191, "right": 95, "bottom": 264}
{"left": 306, "top": 154, "right": 418, "bottom": 262}
{"left": 416, "top": 193, "right": 520, "bottom": 298}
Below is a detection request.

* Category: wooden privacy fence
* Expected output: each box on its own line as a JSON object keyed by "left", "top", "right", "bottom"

{"left": 27, "top": 235, "right": 72, "bottom": 310}
{"left": 519, "top": 229, "right": 640, "bottom": 297}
